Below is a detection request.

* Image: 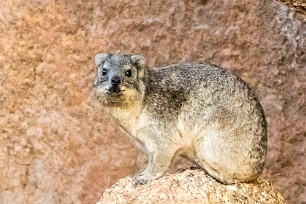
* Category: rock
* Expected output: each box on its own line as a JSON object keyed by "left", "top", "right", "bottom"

{"left": 0, "top": 0, "right": 305, "bottom": 203}
{"left": 98, "top": 169, "right": 285, "bottom": 204}
{"left": 276, "top": 0, "right": 306, "bottom": 20}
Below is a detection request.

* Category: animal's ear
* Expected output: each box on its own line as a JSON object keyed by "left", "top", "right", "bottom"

{"left": 95, "top": 54, "right": 108, "bottom": 66}
{"left": 130, "top": 55, "right": 146, "bottom": 79}
{"left": 130, "top": 55, "right": 146, "bottom": 69}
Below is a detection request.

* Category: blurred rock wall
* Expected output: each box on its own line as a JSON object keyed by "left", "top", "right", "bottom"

{"left": 0, "top": 0, "right": 305, "bottom": 203}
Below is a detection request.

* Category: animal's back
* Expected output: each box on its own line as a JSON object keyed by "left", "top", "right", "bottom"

{"left": 145, "top": 62, "right": 266, "bottom": 125}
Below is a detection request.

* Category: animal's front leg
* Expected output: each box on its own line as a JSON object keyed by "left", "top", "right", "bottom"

{"left": 134, "top": 152, "right": 153, "bottom": 177}
{"left": 134, "top": 147, "right": 176, "bottom": 185}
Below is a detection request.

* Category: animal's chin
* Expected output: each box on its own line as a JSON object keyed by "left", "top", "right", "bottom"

{"left": 95, "top": 86, "right": 142, "bottom": 108}
{"left": 100, "top": 92, "right": 125, "bottom": 107}
{"left": 95, "top": 86, "right": 122, "bottom": 105}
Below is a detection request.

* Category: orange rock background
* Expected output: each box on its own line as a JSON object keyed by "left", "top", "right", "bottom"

{"left": 0, "top": 0, "right": 305, "bottom": 203}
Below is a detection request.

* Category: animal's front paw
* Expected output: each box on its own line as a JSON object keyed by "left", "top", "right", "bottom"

{"left": 134, "top": 173, "right": 151, "bottom": 185}
{"left": 133, "top": 173, "right": 163, "bottom": 185}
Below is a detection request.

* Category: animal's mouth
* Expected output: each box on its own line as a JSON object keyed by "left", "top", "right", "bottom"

{"left": 106, "top": 86, "right": 124, "bottom": 95}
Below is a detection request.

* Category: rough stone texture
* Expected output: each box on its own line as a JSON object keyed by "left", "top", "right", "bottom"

{"left": 98, "top": 169, "right": 285, "bottom": 204}
{"left": 276, "top": 0, "right": 306, "bottom": 20}
{"left": 0, "top": 0, "right": 305, "bottom": 203}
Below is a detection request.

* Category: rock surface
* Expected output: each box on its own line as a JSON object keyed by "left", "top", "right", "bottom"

{"left": 98, "top": 169, "right": 285, "bottom": 204}
{"left": 276, "top": 0, "right": 306, "bottom": 20}
{"left": 0, "top": 0, "right": 305, "bottom": 203}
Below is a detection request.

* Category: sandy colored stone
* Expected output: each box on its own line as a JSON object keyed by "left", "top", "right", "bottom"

{"left": 0, "top": 0, "right": 305, "bottom": 203}
{"left": 98, "top": 169, "right": 285, "bottom": 204}
{"left": 276, "top": 0, "right": 306, "bottom": 20}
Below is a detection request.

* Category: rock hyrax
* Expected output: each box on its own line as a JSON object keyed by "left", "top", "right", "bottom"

{"left": 93, "top": 53, "right": 267, "bottom": 185}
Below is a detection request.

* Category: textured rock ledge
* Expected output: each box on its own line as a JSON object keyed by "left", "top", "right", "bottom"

{"left": 276, "top": 0, "right": 306, "bottom": 20}
{"left": 98, "top": 168, "right": 285, "bottom": 204}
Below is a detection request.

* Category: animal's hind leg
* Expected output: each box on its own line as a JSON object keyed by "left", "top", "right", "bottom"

{"left": 195, "top": 159, "right": 237, "bottom": 184}
{"left": 193, "top": 131, "right": 240, "bottom": 184}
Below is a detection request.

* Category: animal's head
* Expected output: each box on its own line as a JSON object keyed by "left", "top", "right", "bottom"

{"left": 93, "top": 54, "right": 147, "bottom": 108}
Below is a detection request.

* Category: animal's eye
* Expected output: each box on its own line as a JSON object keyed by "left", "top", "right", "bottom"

{"left": 102, "top": 68, "right": 108, "bottom": 76}
{"left": 125, "top": 70, "right": 132, "bottom": 77}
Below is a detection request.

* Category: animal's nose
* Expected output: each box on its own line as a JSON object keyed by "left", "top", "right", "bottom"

{"left": 111, "top": 76, "right": 121, "bottom": 86}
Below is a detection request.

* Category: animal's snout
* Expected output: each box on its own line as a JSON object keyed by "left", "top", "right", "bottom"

{"left": 111, "top": 76, "right": 121, "bottom": 86}
{"left": 109, "top": 75, "right": 121, "bottom": 94}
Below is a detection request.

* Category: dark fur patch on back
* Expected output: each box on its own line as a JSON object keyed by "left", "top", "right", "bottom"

{"left": 144, "top": 66, "right": 190, "bottom": 121}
